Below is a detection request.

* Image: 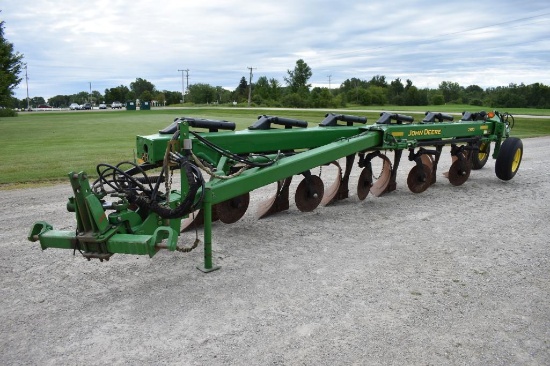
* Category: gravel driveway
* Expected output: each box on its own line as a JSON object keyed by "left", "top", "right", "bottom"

{"left": 1, "top": 137, "right": 549, "bottom": 365}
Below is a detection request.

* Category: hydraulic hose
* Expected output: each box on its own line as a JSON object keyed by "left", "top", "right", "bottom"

{"left": 128, "top": 156, "right": 204, "bottom": 219}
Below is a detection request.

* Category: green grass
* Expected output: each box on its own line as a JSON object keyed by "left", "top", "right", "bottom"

{"left": 1, "top": 107, "right": 549, "bottom": 187}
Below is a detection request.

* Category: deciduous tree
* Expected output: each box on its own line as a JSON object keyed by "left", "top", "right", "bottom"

{"left": 284, "top": 59, "right": 312, "bottom": 93}
{"left": 130, "top": 78, "right": 155, "bottom": 99}
{"left": 0, "top": 17, "right": 24, "bottom": 107}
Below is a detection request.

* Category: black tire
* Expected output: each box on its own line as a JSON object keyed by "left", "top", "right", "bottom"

{"left": 471, "top": 141, "right": 491, "bottom": 170}
{"left": 495, "top": 137, "right": 523, "bottom": 181}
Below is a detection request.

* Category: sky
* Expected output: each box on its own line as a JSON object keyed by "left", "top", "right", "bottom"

{"left": 2, "top": 0, "right": 550, "bottom": 101}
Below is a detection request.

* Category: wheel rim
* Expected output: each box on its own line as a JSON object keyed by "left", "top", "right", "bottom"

{"left": 511, "top": 148, "right": 522, "bottom": 172}
{"left": 478, "top": 142, "right": 488, "bottom": 161}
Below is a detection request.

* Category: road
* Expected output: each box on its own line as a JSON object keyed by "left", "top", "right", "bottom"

{"left": 1, "top": 137, "right": 549, "bottom": 365}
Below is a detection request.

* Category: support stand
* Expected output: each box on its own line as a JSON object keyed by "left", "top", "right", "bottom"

{"left": 197, "top": 189, "right": 220, "bottom": 273}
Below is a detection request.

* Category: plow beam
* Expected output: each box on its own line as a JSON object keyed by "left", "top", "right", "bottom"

{"left": 204, "top": 131, "right": 382, "bottom": 204}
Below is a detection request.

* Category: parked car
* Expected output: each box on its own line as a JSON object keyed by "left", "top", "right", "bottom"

{"left": 81, "top": 103, "right": 92, "bottom": 110}
{"left": 111, "top": 101, "right": 123, "bottom": 109}
{"left": 69, "top": 103, "right": 80, "bottom": 110}
{"left": 99, "top": 103, "right": 107, "bottom": 109}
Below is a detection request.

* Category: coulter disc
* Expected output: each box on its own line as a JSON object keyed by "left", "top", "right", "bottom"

{"left": 421, "top": 154, "right": 434, "bottom": 171}
{"left": 320, "top": 161, "right": 343, "bottom": 206}
{"left": 370, "top": 154, "right": 392, "bottom": 197}
{"left": 407, "top": 164, "right": 432, "bottom": 193}
{"left": 256, "top": 177, "right": 292, "bottom": 219}
{"left": 357, "top": 167, "right": 373, "bottom": 201}
{"left": 217, "top": 193, "right": 250, "bottom": 224}
{"left": 295, "top": 175, "right": 324, "bottom": 212}
{"left": 181, "top": 209, "right": 203, "bottom": 232}
{"left": 447, "top": 159, "right": 471, "bottom": 186}
{"left": 421, "top": 154, "right": 435, "bottom": 184}
{"left": 443, "top": 155, "right": 459, "bottom": 178}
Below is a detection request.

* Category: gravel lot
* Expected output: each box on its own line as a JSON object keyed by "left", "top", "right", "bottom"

{"left": 1, "top": 137, "right": 549, "bottom": 365}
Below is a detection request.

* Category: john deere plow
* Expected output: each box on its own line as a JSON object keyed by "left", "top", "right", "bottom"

{"left": 29, "top": 110, "right": 523, "bottom": 271}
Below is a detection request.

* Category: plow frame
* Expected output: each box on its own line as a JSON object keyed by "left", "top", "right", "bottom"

{"left": 29, "top": 111, "right": 516, "bottom": 270}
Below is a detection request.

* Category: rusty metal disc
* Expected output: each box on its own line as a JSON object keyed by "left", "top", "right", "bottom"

{"left": 421, "top": 154, "right": 433, "bottom": 171}
{"left": 181, "top": 209, "right": 203, "bottom": 232}
{"left": 320, "top": 161, "right": 342, "bottom": 206}
{"left": 256, "top": 177, "right": 292, "bottom": 219}
{"left": 370, "top": 154, "right": 392, "bottom": 197}
{"left": 357, "top": 167, "right": 373, "bottom": 201}
{"left": 216, "top": 193, "right": 250, "bottom": 224}
{"left": 407, "top": 164, "right": 432, "bottom": 193}
{"left": 443, "top": 155, "right": 459, "bottom": 178}
{"left": 295, "top": 175, "right": 324, "bottom": 212}
{"left": 447, "top": 159, "right": 471, "bottom": 186}
{"left": 421, "top": 154, "right": 436, "bottom": 185}
{"left": 180, "top": 207, "right": 220, "bottom": 232}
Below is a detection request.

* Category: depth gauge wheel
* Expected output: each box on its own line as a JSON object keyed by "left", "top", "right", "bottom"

{"left": 495, "top": 137, "right": 523, "bottom": 181}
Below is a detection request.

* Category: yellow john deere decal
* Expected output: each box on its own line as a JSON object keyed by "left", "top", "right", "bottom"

{"left": 480, "top": 125, "right": 488, "bottom": 130}
{"left": 407, "top": 128, "right": 442, "bottom": 137}
{"left": 391, "top": 131, "right": 404, "bottom": 137}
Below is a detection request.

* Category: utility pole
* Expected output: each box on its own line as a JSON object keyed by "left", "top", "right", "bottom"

{"left": 184, "top": 69, "right": 189, "bottom": 92}
{"left": 177, "top": 69, "right": 188, "bottom": 103}
{"left": 327, "top": 75, "right": 332, "bottom": 90}
{"left": 247, "top": 66, "right": 256, "bottom": 107}
{"left": 24, "top": 64, "right": 30, "bottom": 111}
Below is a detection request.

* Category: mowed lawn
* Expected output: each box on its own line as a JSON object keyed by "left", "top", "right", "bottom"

{"left": 1, "top": 107, "right": 549, "bottom": 186}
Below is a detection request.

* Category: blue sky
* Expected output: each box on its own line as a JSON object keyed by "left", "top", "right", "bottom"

{"left": 2, "top": 0, "right": 549, "bottom": 101}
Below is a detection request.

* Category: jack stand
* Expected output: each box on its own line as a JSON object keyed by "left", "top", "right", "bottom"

{"left": 197, "top": 189, "right": 220, "bottom": 273}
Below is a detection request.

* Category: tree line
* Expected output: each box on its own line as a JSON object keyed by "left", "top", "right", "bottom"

{"left": 9, "top": 59, "right": 550, "bottom": 111}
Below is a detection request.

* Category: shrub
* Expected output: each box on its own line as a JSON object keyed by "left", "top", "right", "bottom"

{"left": 470, "top": 99, "right": 483, "bottom": 106}
{"left": 0, "top": 108, "right": 18, "bottom": 118}
{"left": 431, "top": 94, "right": 445, "bottom": 105}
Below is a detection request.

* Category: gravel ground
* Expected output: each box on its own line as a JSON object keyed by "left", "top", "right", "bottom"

{"left": 1, "top": 137, "right": 549, "bottom": 365}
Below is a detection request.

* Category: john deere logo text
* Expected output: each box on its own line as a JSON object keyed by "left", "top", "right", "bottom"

{"left": 408, "top": 129, "right": 442, "bottom": 137}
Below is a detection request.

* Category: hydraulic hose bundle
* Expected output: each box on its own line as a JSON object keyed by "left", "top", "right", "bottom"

{"left": 127, "top": 154, "right": 204, "bottom": 219}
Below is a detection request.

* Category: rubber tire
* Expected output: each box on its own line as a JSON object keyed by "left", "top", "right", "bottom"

{"left": 471, "top": 141, "right": 491, "bottom": 170}
{"left": 495, "top": 137, "right": 523, "bottom": 181}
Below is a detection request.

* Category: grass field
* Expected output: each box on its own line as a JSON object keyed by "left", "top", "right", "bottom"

{"left": 1, "top": 106, "right": 549, "bottom": 187}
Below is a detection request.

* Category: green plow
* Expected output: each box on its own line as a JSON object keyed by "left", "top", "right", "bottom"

{"left": 29, "top": 111, "right": 523, "bottom": 271}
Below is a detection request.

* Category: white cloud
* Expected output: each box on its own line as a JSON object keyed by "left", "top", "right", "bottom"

{"left": 2, "top": 0, "right": 550, "bottom": 100}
